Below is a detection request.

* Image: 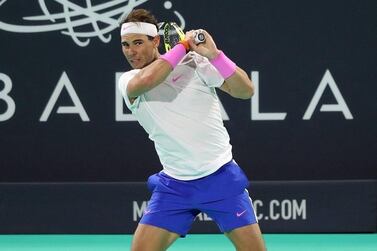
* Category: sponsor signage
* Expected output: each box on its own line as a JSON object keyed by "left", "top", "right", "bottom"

{"left": 0, "top": 1, "right": 376, "bottom": 182}
{"left": 0, "top": 181, "right": 375, "bottom": 233}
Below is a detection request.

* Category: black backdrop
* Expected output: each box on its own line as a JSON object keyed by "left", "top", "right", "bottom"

{"left": 0, "top": 0, "right": 376, "bottom": 182}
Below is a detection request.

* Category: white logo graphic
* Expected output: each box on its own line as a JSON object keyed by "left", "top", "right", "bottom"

{"left": 0, "top": 0, "right": 185, "bottom": 47}
{"left": 0, "top": 0, "right": 8, "bottom": 7}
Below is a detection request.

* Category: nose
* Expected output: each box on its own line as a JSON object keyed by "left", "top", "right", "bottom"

{"left": 124, "top": 47, "right": 136, "bottom": 57}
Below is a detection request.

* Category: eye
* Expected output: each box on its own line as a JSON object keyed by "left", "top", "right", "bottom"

{"left": 121, "top": 41, "right": 129, "bottom": 47}
{"left": 134, "top": 41, "right": 143, "bottom": 46}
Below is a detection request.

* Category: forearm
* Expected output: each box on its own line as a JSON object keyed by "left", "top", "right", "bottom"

{"left": 127, "top": 59, "right": 172, "bottom": 98}
{"left": 127, "top": 44, "right": 186, "bottom": 98}
{"left": 210, "top": 50, "right": 253, "bottom": 99}
{"left": 184, "top": 29, "right": 254, "bottom": 99}
{"left": 222, "top": 67, "right": 254, "bottom": 99}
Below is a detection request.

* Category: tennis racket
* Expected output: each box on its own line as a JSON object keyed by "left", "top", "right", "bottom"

{"left": 158, "top": 22, "right": 205, "bottom": 53}
{"left": 158, "top": 22, "right": 185, "bottom": 53}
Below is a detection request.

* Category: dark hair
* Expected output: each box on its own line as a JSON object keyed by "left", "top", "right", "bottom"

{"left": 119, "top": 8, "right": 158, "bottom": 31}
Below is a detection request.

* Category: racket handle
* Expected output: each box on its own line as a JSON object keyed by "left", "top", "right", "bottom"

{"left": 194, "top": 31, "right": 206, "bottom": 44}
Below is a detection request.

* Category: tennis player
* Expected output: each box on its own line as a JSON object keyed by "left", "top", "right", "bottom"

{"left": 118, "top": 9, "right": 266, "bottom": 251}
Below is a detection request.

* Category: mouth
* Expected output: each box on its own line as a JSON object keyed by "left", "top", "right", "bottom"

{"left": 128, "top": 58, "right": 139, "bottom": 64}
{"left": 126, "top": 57, "right": 145, "bottom": 69}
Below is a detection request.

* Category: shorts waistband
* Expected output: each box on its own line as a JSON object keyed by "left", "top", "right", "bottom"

{"left": 160, "top": 159, "right": 235, "bottom": 182}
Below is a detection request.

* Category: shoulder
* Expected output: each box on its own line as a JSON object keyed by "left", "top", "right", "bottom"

{"left": 184, "top": 52, "right": 208, "bottom": 63}
{"left": 185, "top": 52, "right": 224, "bottom": 88}
{"left": 119, "top": 69, "right": 140, "bottom": 82}
{"left": 118, "top": 69, "right": 141, "bottom": 96}
{"left": 178, "top": 52, "right": 212, "bottom": 74}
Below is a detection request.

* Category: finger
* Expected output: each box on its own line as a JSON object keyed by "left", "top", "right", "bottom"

{"left": 187, "top": 37, "right": 198, "bottom": 50}
{"left": 185, "top": 30, "right": 195, "bottom": 38}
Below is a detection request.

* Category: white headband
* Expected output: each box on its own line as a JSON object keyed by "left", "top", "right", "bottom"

{"left": 120, "top": 22, "right": 158, "bottom": 37}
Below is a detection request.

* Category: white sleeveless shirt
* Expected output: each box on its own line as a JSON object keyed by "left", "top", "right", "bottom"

{"left": 118, "top": 52, "right": 233, "bottom": 180}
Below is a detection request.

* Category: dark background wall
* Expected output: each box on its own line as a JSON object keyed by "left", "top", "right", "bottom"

{"left": 0, "top": 0, "right": 376, "bottom": 182}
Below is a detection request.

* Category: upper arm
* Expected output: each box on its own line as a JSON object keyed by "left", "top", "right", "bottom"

{"left": 126, "top": 59, "right": 173, "bottom": 99}
{"left": 118, "top": 70, "right": 141, "bottom": 107}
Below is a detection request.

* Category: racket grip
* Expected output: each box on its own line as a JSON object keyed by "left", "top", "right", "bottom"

{"left": 210, "top": 51, "right": 236, "bottom": 79}
{"left": 160, "top": 43, "right": 187, "bottom": 69}
{"left": 194, "top": 31, "right": 206, "bottom": 44}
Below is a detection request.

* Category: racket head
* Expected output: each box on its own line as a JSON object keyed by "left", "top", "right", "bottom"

{"left": 158, "top": 22, "right": 185, "bottom": 53}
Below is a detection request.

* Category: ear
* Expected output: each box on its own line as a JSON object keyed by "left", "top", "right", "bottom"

{"left": 153, "top": 35, "right": 160, "bottom": 48}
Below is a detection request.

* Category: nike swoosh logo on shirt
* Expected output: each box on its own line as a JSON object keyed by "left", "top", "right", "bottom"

{"left": 172, "top": 75, "right": 182, "bottom": 83}
{"left": 236, "top": 210, "right": 247, "bottom": 217}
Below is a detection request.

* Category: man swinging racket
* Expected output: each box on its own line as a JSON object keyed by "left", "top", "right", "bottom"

{"left": 118, "top": 8, "right": 266, "bottom": 251}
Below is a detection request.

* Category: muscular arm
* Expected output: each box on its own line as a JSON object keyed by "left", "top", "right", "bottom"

{"left": 187, "top": 30, "right": 254, "bottom": 100}
{"left": 219, "top": 67, "right": 254, "bottom": 99}
{"left": 127, "top": 59, "right": 172, "bottom": 99}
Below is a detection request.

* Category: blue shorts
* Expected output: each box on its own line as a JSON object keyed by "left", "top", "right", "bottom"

{"left": 140, "top": 160, "right": 258, "bottom": 236}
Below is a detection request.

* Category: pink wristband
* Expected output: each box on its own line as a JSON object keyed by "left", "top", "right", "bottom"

{"left": 210, "top": 51, "right": 237, "bottom": 79}
{"left": 160, "top": 44, "right": 186, "bottom": 69}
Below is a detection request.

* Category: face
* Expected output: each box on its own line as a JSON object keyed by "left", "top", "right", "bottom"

{"left": 121, "top": 33, "right": 160, "bottom": 69}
